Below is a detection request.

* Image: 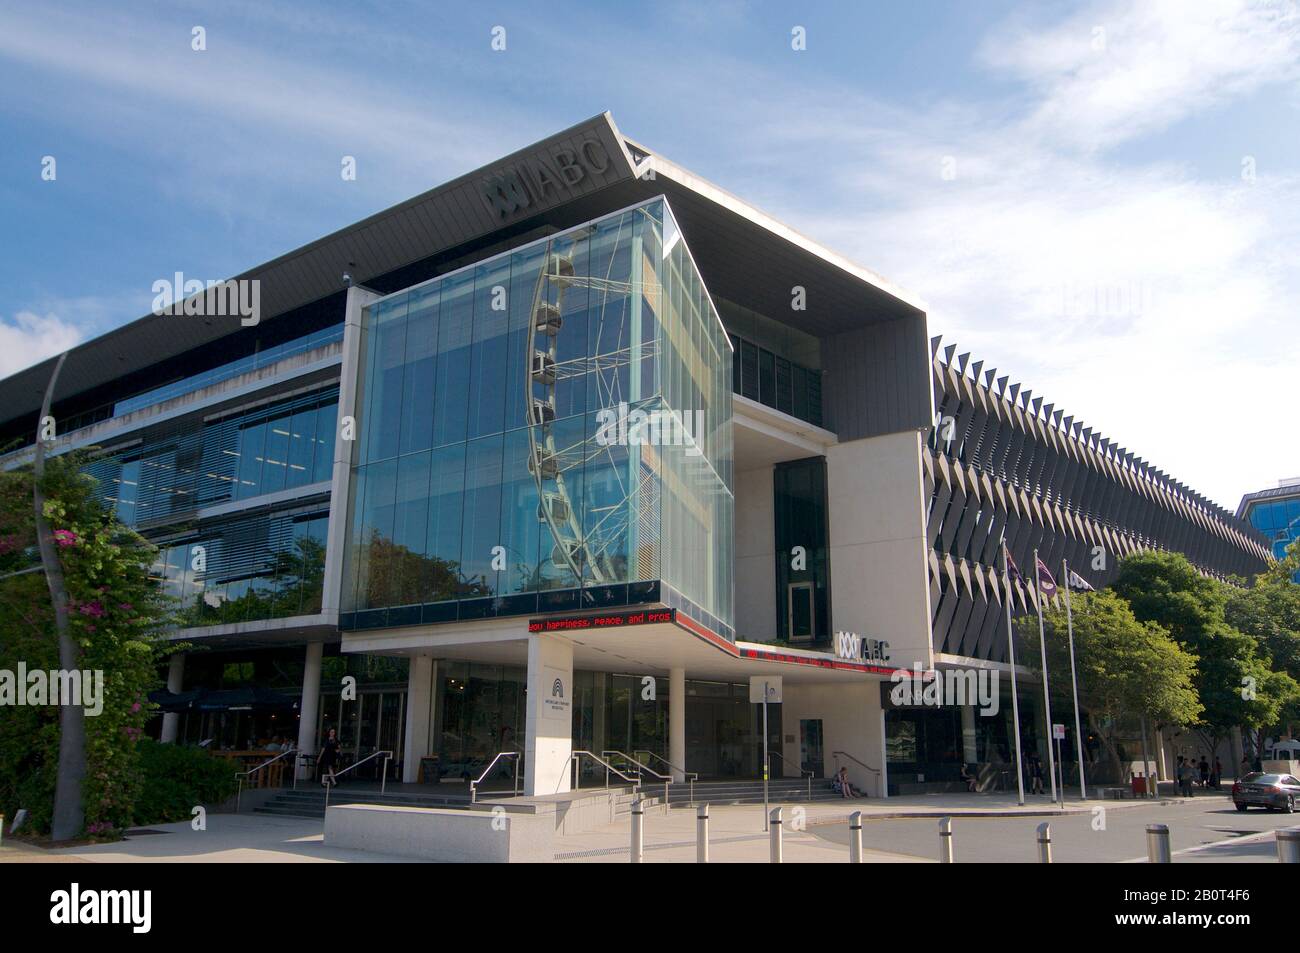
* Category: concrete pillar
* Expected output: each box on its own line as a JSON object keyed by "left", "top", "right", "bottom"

{"left": 961, "top": 704, "right": 978, "bottom": 764}
{"left": 296, "top": 642, "right": 324, "bottom": 778}
{"left": 160, "top": 653, "right": 185, "bottom": 744}
{"left": 321, "top": 284, "right": 379, "bottom": 621}
{"left": 669, "top": 666, "right": 686, "bottom": 782}
{"left": 403, "top": 656, "right": 434, "bottom": 783}
{"left": 524, "top": 634, "right": 573, "bottom": 796}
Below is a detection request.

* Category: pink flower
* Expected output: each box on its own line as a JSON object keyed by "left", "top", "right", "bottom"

{"left": 130, "top": 702, "right": 141, "bottom": 713}
{"left": 78, "top": 601, "right": 104, "bottom": 617}
{"left": 53, "top": 529, "right": 78, "bottom": 547}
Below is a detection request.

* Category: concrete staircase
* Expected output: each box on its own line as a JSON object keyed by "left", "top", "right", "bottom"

{"left": 252, "top": 777, "right": 846, "bottom": 820}
{"left": 660, "top": 777, "right": 843, "bottom": 807}
{"left": 255, "top": 787, "right": 473, "bottom": 819}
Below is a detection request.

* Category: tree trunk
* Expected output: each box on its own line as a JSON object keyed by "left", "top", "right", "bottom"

{"left": 1091, "top": 712, "right": 1124, "bottom": 782}
{"left": 34, "top": 353, "right": 83, "bottom": 841}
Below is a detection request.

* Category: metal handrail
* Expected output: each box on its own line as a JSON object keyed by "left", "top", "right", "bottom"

{"left": 234, "top": 746, "right": 297, "bottom": 813}
{"left": 832, "top": 750, "right": 881, "bottom": 798}
{"left": 469, "top": 751, "right": 521, "bottom": 804}
{"left": 634, "top": 749, "right": 698, "bottom": 804}
{"left": 633, "top": 750, "right": 698, "bottom": 782}
{"left": 604, "top": 750, "right": 672, "bottom": 804}
{"left": 322, "top": 749, "right": 394, "bottom": 812}
{"left": 572, "top": 750, "right": 640, "bottom": 792}
{"left": 602, "top": 750, "right": 669, "bottom": 780}
{"left": 768, "top": 750, "right": 814, "bottom": 800}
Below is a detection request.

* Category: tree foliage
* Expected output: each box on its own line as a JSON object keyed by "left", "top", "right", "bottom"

{"left": 1028, "top": 589, "right": 1201, "bottom": 778}
{"left": 0, "top": 454, "right": 173, "bottom": 837}
{"left": 1113, "top": 549, "right": 1300, "bottom": 747}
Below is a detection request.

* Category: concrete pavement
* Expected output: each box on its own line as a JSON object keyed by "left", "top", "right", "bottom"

{"left": 0, "top": 789, "right": 1291, "bottom": 863}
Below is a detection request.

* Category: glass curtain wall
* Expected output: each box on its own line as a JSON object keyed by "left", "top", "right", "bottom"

{"left": 342, "top": 198, "right": 734, "bottom": 637}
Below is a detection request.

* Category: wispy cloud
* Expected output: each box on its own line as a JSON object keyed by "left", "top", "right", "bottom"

{"left": 981, "top": 0, "right": 1300, "bottom": 150}
{"left": 0, "top": 311, "right": 83, "bottom": 377}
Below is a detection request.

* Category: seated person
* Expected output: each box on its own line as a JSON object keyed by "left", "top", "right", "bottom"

{"left": 836, "top": 766, "right": 859, "bottom": 798}
{"left": 960, "top": 763, "right": 979, "bottom": 792}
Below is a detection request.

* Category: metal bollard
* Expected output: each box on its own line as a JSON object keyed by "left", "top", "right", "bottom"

{"left": 630, "top": 796, "right": 644, "bottom": 864}
{"left": 939, "top": 816, "right": 953, "bottom": 863}
{"left": 1278, "top": 828, "right": 1300, "bottom": 864}
{"left": 1036, "top": 822, "right": 1052, "bottom": 864}
{"left": 769, "top": 806, "right": 783, "bottom": 863}
{"left": 849, "top": 811, "right": 863, "bottom": 863}
{"left": 1146, "top": 823, "right": 1171, "bottom": 863}
{"left": 697, "top": 803, "right": 710, "bottom": 864}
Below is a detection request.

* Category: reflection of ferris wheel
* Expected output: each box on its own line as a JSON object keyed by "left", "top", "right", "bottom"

{"left": 525, "top": 214, "right": 660, "bottom": 586}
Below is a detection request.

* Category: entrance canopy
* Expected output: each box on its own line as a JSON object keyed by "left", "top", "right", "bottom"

{"left": 342, "top": 608, "right": 913, "bottom": 686}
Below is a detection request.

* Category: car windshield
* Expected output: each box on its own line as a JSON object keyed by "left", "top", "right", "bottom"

{"left": 1246, "top": 774, "right": 1283, "bottom": 784}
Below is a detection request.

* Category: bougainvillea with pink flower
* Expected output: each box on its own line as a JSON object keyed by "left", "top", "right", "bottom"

{"left": 0, "top": 453, "right": 176, "bottom": 837}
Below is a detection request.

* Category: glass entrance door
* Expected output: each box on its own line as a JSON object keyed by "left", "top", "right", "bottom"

{"left": 800, "top": 718, "right": 825, "bottom": 778}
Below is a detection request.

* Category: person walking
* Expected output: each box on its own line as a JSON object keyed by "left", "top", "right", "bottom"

{"left": 1028, "top": 753, "right": 1044, "bottom": 795}
{"left": 318, "top": 727, "right": 341, "bottom": 787}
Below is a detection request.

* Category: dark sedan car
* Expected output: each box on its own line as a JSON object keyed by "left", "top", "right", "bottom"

{"left": 1232, "top": 773, "right": 1300, "bottom": 812}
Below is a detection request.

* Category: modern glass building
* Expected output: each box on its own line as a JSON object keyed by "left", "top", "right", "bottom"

{"left": 0, "top": 113, "right": 1272, "bottom": 803}
{"left": 1239, "top": 478, "right": 1300, "bottom": 582}
{"left": 341, "top": 198, "right": 733, "bottom": 641}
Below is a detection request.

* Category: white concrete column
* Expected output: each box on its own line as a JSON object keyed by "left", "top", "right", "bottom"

{"left": 524, "top": 634, "right": 573, "bottom": 796}
{"left": 160, "top": 653, "right": 185, "bottom": 744}
{"left": 403, "top": 656, "right": 434, "bottom": 783}
{"left": 321, "top": 284, "right": 379, "bottom": 621}
{"left": 669, "top": 666, "right": 686, "bottom": 782}
{"left": 961, "top": 704, "right": 978, "bottom": 764}
{"left": 296, "top": 642, "right": 324, "bottom": 778}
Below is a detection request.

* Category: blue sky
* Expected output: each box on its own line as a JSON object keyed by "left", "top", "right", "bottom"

{"left": 2, "top": 0, "right": 1298, "bottom": 508}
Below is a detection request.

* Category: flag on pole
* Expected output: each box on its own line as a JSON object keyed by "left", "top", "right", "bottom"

{"left": 1006, "top": 551, "right": 1023, "bottom": 585}
{"left": 1035, "top": 557, "right": 1058, "bottom": 598}
{"left": 1066, "top": 569, "right": 1094, "bottom": 592}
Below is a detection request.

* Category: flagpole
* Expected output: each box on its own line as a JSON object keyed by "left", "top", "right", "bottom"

{"left": 1034, "top": 548, "right": 1058, "bottom": 802}
{"left": 1063, "top": 559, "right": 1088, "bottom": 800}
{"left": 1002, "top": 538, "right": 1025, "bottom": 807}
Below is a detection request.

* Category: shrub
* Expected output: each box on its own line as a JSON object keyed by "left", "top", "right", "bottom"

{"left": 133, "top": 739, "right": 237, "bottom": 825}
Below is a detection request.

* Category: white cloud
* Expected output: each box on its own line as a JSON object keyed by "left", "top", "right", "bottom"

{"left": 981, "top": 0, "right": 1300, "bottom": 150}
{"left": 0, "top": 312, "right": 84, "bottom": 377}
{"left": 649, "top": 6, "right": 1300, "bottom": 509}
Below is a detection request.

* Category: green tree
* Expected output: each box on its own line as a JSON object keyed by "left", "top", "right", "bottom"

{"left": 1027, "top": 589, "right": 1201, "bottom": 781}
{"left": 1113, "top": 550, "right": 1300, "bottom": 761}
{"left": 0, "top": 453, "right": 173, "bottom": 837}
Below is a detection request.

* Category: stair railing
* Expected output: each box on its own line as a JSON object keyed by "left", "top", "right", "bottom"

{"left": 832, "top": 750, "right": 882, "bottom": 797}
{"left": 322, "top": 749, "right": 394, "bottom": 813}
{"left": 634, "top": 749, "right": 699, "bottom": 805}
{"left": 234, "top": 746, "right": 297, "bottom": 813}
{"left": 604, "top": 750, "right": 671, "bottom": 804}
{"left": 767, "top": 749, "right": 814, "bottom": 801}
{"left": 469, "top": 751, "right": 521, "bottom": 804}
{"left": 571, "top": 750, "right": 640, "bottom": 793}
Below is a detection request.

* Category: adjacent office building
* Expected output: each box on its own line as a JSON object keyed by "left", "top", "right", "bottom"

{"left": 0, "top": 114, "right": 1272, "bottom": 797}
{"left": 1238, "top": 478, "right": 1300, "bottom": 583}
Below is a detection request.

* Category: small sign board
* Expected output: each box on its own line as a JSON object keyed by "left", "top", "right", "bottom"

{"left": 1053, "top": 723, "right": 1066, "bottom": 740}
{"left": 749, "top": 675, "right": 782, "bottom": 704}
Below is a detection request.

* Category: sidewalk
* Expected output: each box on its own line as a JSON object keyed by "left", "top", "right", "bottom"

{"left": 0, "top": 790, "right": 1204, "bottom": 864}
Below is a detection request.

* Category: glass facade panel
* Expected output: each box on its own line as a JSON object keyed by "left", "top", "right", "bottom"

{"left": 84, "top": 388, "right": 338, "bottom": 528}
{"left": 343, "top": 198, "right": 734, "bottom": 637}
